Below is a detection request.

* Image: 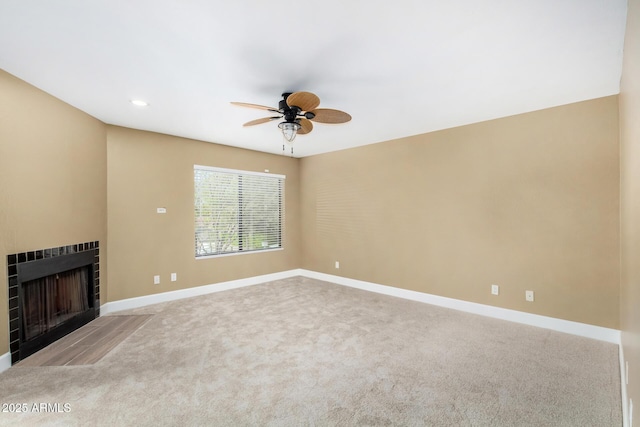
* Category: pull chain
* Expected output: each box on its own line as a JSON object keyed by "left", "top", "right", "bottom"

{"left": 282, "top": 138, "right": 294, "bottom": 157}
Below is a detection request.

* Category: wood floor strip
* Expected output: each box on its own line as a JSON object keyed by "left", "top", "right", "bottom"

{"left": 44, "top": 344, "right": 92, "bottom": 366}
{"left": 45, "top": 326, "right": 99, "bottom": 350}
{"left": 67, "top": 330, "right": 133, "bottom": 365}
{"left": 74, "top": 323, "right": 123, "bottom": 347}
{"left": 17, "top": 315, "right": 153, "bottom": 367}
{"left": 115, "top": 315, "right": 153, "bottom": 330}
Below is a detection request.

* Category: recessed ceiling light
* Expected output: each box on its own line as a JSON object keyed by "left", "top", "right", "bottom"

{"left": 130, "top": 99, "right": 148, "bottom": 107}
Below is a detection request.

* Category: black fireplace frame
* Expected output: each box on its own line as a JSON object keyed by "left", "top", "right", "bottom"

{"left": 7, "top": 241, "right": 100, "bottom": 364}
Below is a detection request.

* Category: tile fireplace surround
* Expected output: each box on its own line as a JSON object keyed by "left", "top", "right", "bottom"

{"left": 6, "top": 241, "right": 100, "bottom": 365}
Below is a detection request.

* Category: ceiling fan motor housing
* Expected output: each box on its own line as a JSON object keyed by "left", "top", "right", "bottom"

{"left": 279, "top": 93, "right": 316, "bottom": 121}
{"left": 279, "top": 94, "right": 300, "bottom": 122}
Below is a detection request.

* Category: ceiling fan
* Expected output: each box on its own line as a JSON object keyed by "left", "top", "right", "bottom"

{"left": 231, "top": 91, "right": 352, "bottom": 144}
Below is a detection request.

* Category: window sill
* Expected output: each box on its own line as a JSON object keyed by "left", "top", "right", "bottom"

{"left": 195, "top": 247, "right": 283, "bottom": 260}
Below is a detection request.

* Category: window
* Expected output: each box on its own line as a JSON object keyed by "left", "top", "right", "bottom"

{"left": 194, "top": 165, "right": 284, "bottom": 258}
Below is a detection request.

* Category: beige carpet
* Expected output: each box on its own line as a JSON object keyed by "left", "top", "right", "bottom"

{"left": 0, "top": 276, "right": 621, "bottom": 426}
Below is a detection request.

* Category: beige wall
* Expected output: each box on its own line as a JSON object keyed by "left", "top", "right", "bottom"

{"left": 0, "top": 70, "right": 107, "bottom": 355}
{"left": 620, "top": 0, "right": 640, "bottom": 420}
{"left": 301, "top": 96, "right": 620, "bottom": 329}
{"left": 106, "top": 126, "right": 300, "bottom": 302}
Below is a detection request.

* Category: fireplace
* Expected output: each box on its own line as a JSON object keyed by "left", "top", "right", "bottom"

{"left": 7, "top": 242, "right": 100, "bottom": 364}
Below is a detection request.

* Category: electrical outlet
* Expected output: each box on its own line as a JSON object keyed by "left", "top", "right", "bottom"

{"left": 153, "top": 275, "right": 160, "bottom": 285}
{"left": 525, "top": 290, "right": 534, "bottom": 302}
{"left": 171, "top": 273, "right": 177, "bottom": 282}
{"left": 491, "top": 284, "right": 499, "bottom": 295}
{"left": 335, "top": 261, "right": 340, "bottom": 269}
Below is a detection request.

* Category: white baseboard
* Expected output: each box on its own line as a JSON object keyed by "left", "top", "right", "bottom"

{"left": 2, "top": 268, "right": 621, "bottom": 377}
{"left": 0, "top": 352, "right": 11, "bottom": 374}
{"left": 99, "top": 268, "right": 621, "bottom": 344}
{"left": 100, "top": 269, "right": 304, "bottom": 315}
{"left": 621, "top": 343, "right": 629, "bottom": 427}
{"left": 300, "top": 270, "right": 621, "bottom": 345}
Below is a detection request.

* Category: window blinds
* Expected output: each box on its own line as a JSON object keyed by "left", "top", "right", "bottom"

{"left": 194, "top": 165, "right": 284, "bottom": 257}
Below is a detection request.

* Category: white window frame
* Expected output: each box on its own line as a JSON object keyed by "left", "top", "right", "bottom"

{"left": 194, "top": 165, "right": 285, "bottom": 259}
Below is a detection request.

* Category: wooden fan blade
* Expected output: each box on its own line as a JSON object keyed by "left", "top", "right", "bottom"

{"left": 298, "top": 118, "right": 313, "bottom": 135}
{"left": 309, "top": 108, "right": 352, "bottom": 124}
{"left": 286, "top": 91, "right": 320, "bottom": 111}
{"left": 243, "top": 117, "right": 280, "bottom": 126}
{"left": 231, "top": 102, "right": 279, "bottom": 113}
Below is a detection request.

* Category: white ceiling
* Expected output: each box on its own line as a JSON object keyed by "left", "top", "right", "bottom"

{"left": 0, "top": 0, "right": 628, "bottom": 157}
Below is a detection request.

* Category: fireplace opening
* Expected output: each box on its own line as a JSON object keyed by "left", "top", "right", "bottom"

{"left": 7, "top": 242, "right": 100, "bottom": 364}
{"left": 22, "top": 265, "right": 91, "bottom": 341}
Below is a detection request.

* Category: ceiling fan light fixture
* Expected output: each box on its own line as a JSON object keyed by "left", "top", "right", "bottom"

{"left": 278, "top": 121, "right": 301, "bottom": 142}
